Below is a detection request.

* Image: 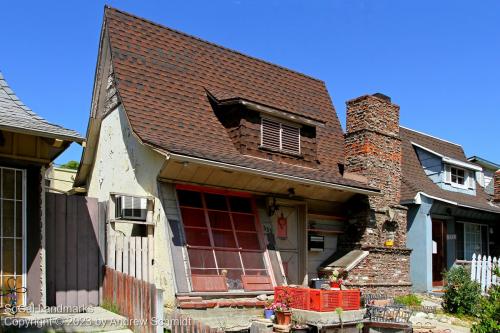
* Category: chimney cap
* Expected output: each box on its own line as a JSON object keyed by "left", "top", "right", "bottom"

{"left": 372, "top": 93, "right": 391, "bottom": 102}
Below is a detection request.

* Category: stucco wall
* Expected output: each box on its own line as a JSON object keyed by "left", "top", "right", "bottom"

{"left": 86, "top": 105, "right": 176, "bottom": 307}
{"left": 406, "top": 195, "right": 433, "bottom": 292}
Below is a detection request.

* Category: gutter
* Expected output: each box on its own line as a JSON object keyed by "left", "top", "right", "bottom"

{"left": 163, "top": 151, "right": 381, "bottom": 196}
{"left": 412, "top": 192, "right": 500, "bottom": 214}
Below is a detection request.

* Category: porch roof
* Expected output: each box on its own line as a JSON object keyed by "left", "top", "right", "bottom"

{"left": 0, "top": 72, "right": 84, "bottom": 142}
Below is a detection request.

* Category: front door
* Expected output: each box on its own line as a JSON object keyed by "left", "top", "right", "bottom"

{"left": 273, "top": 206, "right": 300, "bottom": 285}
{"left": 432, "top": 219, "right": 447, "bottom": 286}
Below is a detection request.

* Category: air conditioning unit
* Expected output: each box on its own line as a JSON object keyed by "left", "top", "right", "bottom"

{"left": 115, "top": 195, "right": 147, "bottom": 221}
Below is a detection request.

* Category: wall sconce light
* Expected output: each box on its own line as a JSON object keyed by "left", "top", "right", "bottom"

{"left": 268, "top": 197, "right": 279, "bottom": 216}
{"left": 287, "top": 187, "right": 295, "bottom": 198}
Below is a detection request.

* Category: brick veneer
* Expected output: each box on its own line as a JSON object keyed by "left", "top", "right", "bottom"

{"left": 494, "top": 170, "right": 500, "bottom": 202}
{"left": 342, "top": 94, "right": 412, "bottom": 295}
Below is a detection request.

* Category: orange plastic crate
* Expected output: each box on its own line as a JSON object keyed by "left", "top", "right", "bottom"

{"left": 274, "top": 286, "right": 310, "bottom": 310}
{"left": 309, "top": 289, "right": 361, "bottom": 312}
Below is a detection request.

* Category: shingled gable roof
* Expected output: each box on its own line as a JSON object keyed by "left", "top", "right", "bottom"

{"left": 0, "top": 72, "right": 83, "bottom": 142}
{"left": 103, "top": 7, "right": 376, "bottom": 192}
{"left": 400, "top": 126, "right": 500, "bottom": 213}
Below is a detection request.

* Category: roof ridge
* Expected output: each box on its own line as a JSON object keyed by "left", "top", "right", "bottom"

{"left": 400, "top": 125, "right": 462, "bottom": 147}
{"left": 104, "top": 5, "right": 324, "bottom": 84}
{"left": 0, "top": 72, "right": 56, "bottom": 125}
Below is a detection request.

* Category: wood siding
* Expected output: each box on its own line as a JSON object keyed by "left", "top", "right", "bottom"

{"left": 46, "top": 193, "right": 104, "bottom": 306}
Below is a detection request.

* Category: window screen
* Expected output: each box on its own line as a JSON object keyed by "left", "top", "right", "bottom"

{"left": 177, "top": 188, "right": 271, "bottom": 291}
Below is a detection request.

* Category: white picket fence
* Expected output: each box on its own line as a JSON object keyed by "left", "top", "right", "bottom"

{"left": 107, "top": 229, "right": 154, "bottom": 282}
{"left": 470, "top": 253, "right": 499, "bottom": 293}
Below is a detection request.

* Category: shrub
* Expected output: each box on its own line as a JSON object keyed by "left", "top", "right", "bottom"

{"left": 394, "top": 294, "right": 422, "bottom": 307}
{"left": 442, "top": 266, "right": 482, "bottom": 316}
{"left": 471, "top": 268, "right": 500, "bottom": 333}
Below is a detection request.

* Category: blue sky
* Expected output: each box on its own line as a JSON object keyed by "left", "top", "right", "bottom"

{"left": 2, "top": 1, "right": 499, "bottom": 164}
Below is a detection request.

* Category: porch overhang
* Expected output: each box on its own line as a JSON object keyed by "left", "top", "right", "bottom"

{"left": 157, "top": 152, "right": 380, "bottom": 202}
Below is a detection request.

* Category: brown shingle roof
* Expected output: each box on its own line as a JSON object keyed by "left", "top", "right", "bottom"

{"left": 400, "top": 127, "right": 500, "bottom": 213}
{"left": 104, "top": 7, "right": 374, "bottom": 191}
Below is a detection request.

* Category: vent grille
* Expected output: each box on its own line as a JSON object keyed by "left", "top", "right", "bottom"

{"left": 261, "top": 118, "right": 300, "bottom": 155}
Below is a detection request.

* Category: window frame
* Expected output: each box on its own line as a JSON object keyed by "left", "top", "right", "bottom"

{"left": 260, "top": 117, "right": 301, "bottom": 155}
{"left": 175, "top": 184, "right": 272, "bottom": 291}
{"left": 450, "top": 166, "right": 466, "bottom": 187}
{"left": 456, "top": 221, "right": 490, "bottom": 260}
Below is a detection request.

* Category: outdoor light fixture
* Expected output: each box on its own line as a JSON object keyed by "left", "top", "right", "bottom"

{"left": 287, "top": 187, "right": 295, "bottom": 197}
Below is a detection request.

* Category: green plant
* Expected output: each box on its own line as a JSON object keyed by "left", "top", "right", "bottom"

{"left": 59, "top": 160, "right": 80, "bottom": 170}
{"left": 335, "top": 307, "right": 344, "bottom": 332}
{"left": 394, "top": 294, "right": 422, "bottom": 307}
{"left": 101, "top": 299, "right": 120, "bottom": 315}
{"left": 442, "top": 266, "right": 481, "bottom": 316}
{"left": 471, "top": 268, "right": 500, "bottom": 333}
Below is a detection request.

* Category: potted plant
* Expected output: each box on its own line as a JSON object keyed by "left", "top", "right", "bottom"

{"left": 273, "top": 301, "right": 292, "bottom": 325}
{"left": 264, "top": 301, "right": 274, "bottom": 319}
{"left": 329, "top": 269, "right": 341, "bottom": 289}
{"left": 291, "top": 315, "right": 310, "bottom": 333}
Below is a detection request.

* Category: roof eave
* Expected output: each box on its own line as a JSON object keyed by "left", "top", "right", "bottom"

{"left": 0, "top": 124, "right": 84, "bottom": 143}
{"left": 158, "top": 150, "right": 381, "bottom": 196}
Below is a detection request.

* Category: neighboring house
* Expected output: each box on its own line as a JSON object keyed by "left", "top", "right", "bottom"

{"left": 74, "top": 6, "right": 413, "bottom": 314}
{"left": 467, "top": 156, "right": 500, "bottom": 196}
{"left": 45, "top": 165, "right": 77, "bottom": 193}
{"left": 400, "top": 127, "right": 500, "bottom": 292}
{"left": 0, "top": 72, "right": 83, "bottom": 306}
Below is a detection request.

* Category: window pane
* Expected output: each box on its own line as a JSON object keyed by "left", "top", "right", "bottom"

{"left": 232, "top": 213, "right": 256, "bottom": 231}
{"left": 205, "top": 194, "right": 228, "bottom": 211}
{"left": 213, "top": 230, "right": 237, "bottom": 248}
{"left": 16, "top": 239, "right": 22, "bottom": 274}
{"left": 237, "top": 232, "right": 261, "bottom": 250}
{"left": 2, "top": 169, "right": 14, "bottom": 199}
{"left": 16, "top": 202, "right": 22, "bottom": 237}
{"left": 208, "top": 211, "right": 232, "bottom": 230}
{"left": 177, "top": 190, "right": 203, "bottom": 207}
{"left": 15, "top": 170, "right": 22, "bottom": 200}
{"left": 241, "top": 252, "right": 266, "bottom": 269}
{"left": 2, "top": 239, "right": 14, "bottom": 275}
{"left": 191, "top": 268, "right": 219, "bottom": 275}
{"left": 229, "top": 197, "right": 253, "bottom": 213}
{"left": 185, "top": 227, "right": 211, "bottom": 246}
{"left": 188, "top": 249, "right": 216, "bottom": 269}
{"left": 180, "top": 208, "right": 206, "bottom": 227}
{"left": 215, "top": 251, "right": 242, "bottom": 269}
{"left": 2, "top": 200, "right": 14, "bottom": 237}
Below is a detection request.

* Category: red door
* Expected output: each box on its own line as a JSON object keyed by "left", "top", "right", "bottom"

{"left": 432, "top": 219, "right": 447, "bottom": 286}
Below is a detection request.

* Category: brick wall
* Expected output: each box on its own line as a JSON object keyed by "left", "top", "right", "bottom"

{"left": 342, "top": 94, "right": 412, "bottom": 295}
{"left": 494, "top": 170, "right": 500, "bottom": 202}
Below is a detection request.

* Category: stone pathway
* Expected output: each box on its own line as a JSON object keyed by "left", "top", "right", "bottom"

{"left": 410, "top": 293, "right": 472, "bottom": 333}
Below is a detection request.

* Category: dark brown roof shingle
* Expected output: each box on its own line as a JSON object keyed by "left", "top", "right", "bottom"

{"left": 104, "top": 7, "right": 374, "bottom": 191}
{"left": 400, "top": 127, "right": 500, "bottom": 213}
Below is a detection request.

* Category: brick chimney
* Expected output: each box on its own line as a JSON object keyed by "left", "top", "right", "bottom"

{"left": 345, "top": 93, "right": 402, "bottom": 211}
{"left": 342, "top": 93, "right": 411, "bottom": 296}
{"left": 494, "top": 170, "right": 500, "bottom": 202}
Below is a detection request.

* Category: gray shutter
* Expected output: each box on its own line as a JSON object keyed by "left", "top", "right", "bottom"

{"left": 261, "top": 118, "right": 280, "bottom": 150}
{"left": 444, "top": 164, "right": 452, "bottom": 183}
{"left": 281, "top": 124, "right": 300, "bottom": 154}
{"left": 468, "top": 170, "right": 475, "bottom": 189}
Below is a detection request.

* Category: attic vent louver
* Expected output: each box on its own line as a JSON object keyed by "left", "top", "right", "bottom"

{"left": 261, "top": 118, "right": 300, "bottom": 155}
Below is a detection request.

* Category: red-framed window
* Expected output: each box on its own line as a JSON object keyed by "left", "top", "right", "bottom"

{"left": 176, "top": 185, "right": 271, "bottom": 291}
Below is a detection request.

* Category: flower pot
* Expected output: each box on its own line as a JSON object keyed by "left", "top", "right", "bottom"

{"left": 275, "top": 310, "right": 292, "bottom": 325}
{"left": 264, "top": 309, "right": 274, "bottom": 319}
{"left": 330, "top": 281, "right": 340, "bottom": 289}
